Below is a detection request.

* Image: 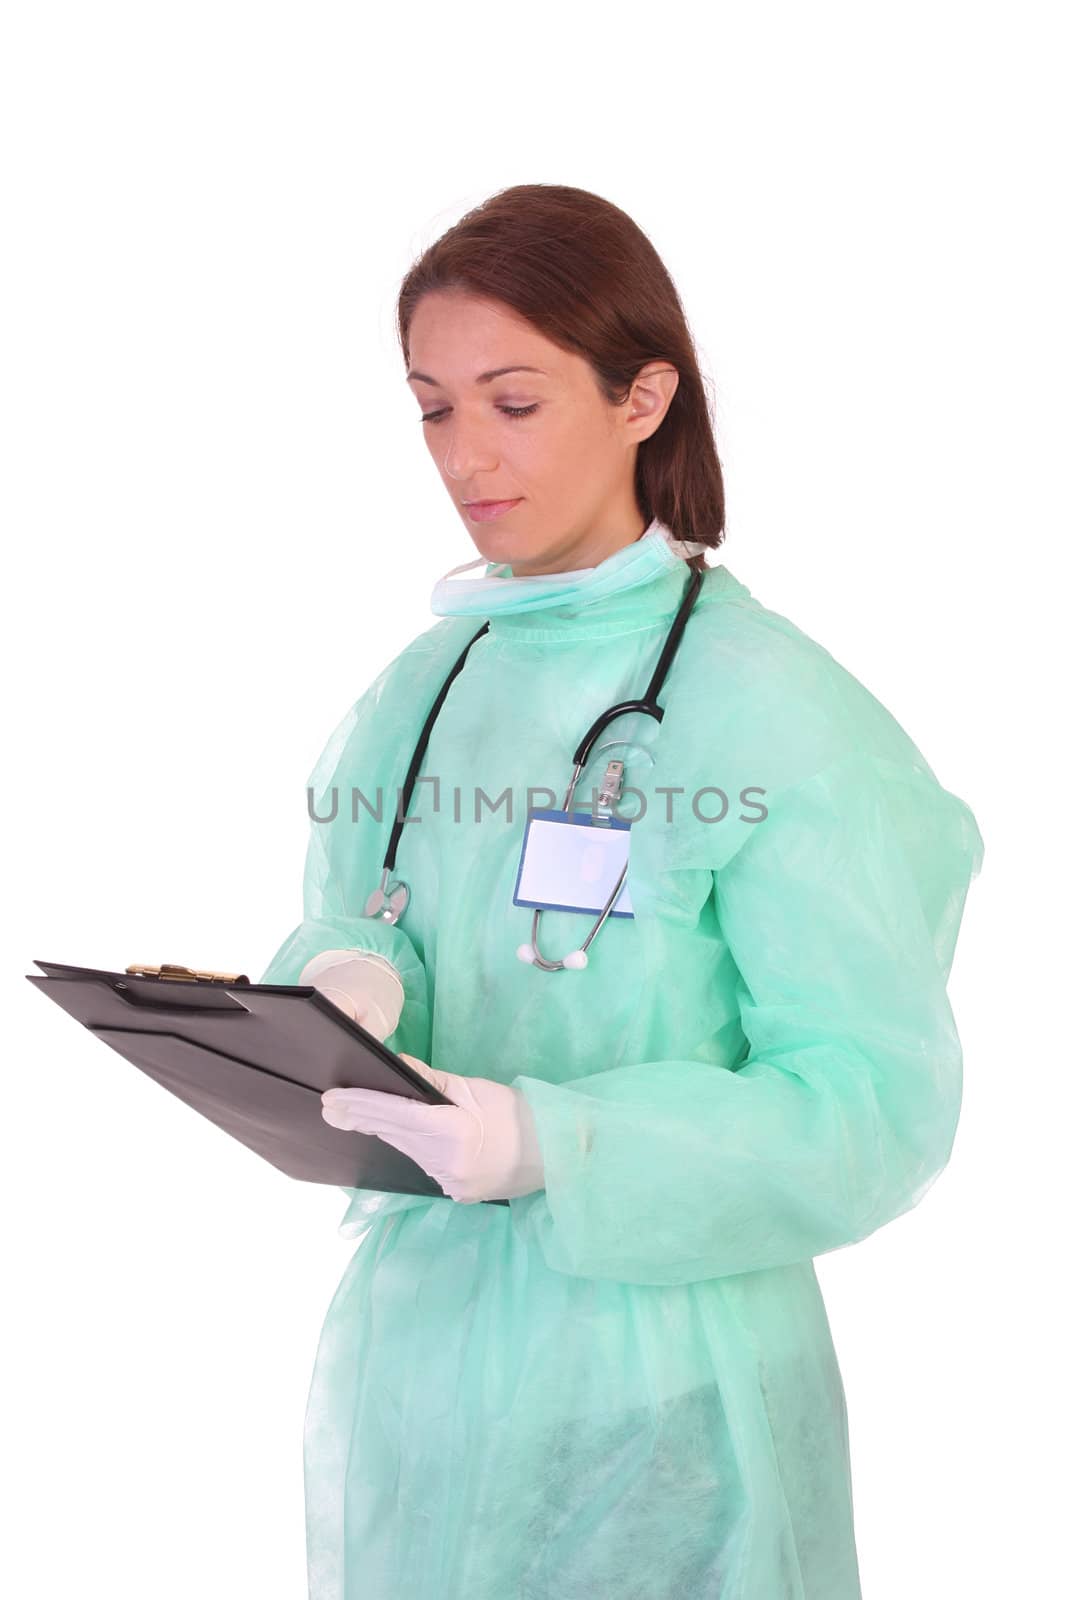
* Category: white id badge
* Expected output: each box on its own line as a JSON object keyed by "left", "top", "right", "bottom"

{"left": 513, "top": 808, "right": 634, "bottom": 917}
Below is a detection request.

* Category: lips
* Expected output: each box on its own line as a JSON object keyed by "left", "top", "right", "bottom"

{"left": 463, "top": 498, "right": 523, "bottom": 522}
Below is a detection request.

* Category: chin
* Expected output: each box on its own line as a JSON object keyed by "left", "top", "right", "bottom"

{"left": 457, "top": 501, "right": 551, "bottom": 570}
{"left": 468, "top": 526, "right": 530, "bottom": 562}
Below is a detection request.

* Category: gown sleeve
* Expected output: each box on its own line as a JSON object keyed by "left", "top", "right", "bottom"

{"left": 256, "top": 661, "right": 433, "bottom": 1068}
{"left": 258, "top": 910, "right": 431, "bottom": 1064}
{"left": 508, "top": 749, "right": 984, "bottom": 1286}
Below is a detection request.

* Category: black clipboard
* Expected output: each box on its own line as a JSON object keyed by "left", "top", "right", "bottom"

{"left": 27, "top": 959, "right": 509, "bottom": 1207}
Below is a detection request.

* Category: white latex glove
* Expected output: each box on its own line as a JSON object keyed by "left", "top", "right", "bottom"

{"left": 321, "top": 1057, "right": 546, "bottom": 1205}
{"left": 299, "top": 948, "right": 404, "bottom": 1042}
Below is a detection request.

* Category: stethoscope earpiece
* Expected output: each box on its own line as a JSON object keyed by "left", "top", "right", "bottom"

{"left": 516, "top": 940, "right": 589, "bottom": 971}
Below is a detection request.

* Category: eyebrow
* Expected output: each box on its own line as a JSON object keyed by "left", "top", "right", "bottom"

{"left": 405, "top": 364, "right": 548, "bottom": 387}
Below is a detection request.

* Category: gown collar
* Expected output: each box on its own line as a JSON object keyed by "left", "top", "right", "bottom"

{"left": 430, "top": 516, "right": 748, "bottom": 641}
{"left": 479, "top": 558, "right": 749, "bottom": 643}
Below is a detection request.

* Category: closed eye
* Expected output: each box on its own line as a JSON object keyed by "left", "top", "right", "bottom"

{"left": 421, "top": 404, "right": 540, "bottom": 425}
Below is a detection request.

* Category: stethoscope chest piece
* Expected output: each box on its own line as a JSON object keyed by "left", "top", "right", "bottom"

{"left": 364, "top": 874, "right": 410, "bottom": 924}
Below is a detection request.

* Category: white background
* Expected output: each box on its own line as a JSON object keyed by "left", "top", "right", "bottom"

{"left": 3, "top": 3, "right": 1062, "bottom": 1595}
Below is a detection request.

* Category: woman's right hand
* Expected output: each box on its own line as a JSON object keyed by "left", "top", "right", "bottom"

{"left": 297, "top": 948, "right": 405, "bottom": 1041}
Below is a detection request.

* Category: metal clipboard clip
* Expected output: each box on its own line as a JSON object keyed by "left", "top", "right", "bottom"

{"left": 125, "top": 962, "right": 251, "bottom": 985}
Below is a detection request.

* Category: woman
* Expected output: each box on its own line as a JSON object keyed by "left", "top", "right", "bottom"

{"left": 262, "top": 184, "right": 984, "bottom": 1600}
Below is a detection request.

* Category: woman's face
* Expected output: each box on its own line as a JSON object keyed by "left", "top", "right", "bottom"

{"left": 406, "top": 289, "right": 677, "bottom": 575}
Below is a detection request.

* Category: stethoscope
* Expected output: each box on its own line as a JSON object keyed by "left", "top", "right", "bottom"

{"left": 364, "top": 560, "right": 706, "bottom": 972}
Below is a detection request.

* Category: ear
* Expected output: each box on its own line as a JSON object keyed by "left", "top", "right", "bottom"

{"left": 627, "top": 361, "right": 680, "bottom": 442}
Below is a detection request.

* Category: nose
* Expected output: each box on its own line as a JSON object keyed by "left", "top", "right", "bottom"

{"left": 441, "top": 416, "right": 499, "bottom": 480}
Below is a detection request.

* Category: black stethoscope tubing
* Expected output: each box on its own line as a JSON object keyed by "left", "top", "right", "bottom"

{"left": 368, "top": 560, "right": 706, "bottom": 930}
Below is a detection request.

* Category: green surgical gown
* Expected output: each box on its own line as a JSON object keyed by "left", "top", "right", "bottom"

{"left": 262, "top": 558, "right": 984, "bottom": 1599}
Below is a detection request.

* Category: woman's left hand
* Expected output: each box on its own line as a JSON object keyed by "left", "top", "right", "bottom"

{"left": 321, "top": 1056, "right": 546, "bottom": 1204}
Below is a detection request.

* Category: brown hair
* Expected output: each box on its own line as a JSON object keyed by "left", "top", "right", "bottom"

{"left": 396, "top": 184, "right": 725, "bottom": 569}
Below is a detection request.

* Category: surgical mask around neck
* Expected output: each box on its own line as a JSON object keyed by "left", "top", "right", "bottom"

{"left": 429, "top": 518, "right": 706, "bottom": 618}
